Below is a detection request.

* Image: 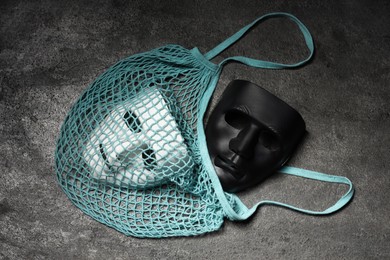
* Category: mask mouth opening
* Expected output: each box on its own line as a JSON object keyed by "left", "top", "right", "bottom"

{"left": 99, "top": 143, "right": 110, "bottom": 166}
{"left": 141, "top": 148, "right": 157, "bottom": 171}
{"left": 214, "top": 155, "right": 243, "bottom": 180}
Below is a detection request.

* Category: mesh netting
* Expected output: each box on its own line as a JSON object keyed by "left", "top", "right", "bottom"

{"left": 54, "top": 13, "right": 350, "bottom": 238}
{"left": 55, "top": 45, "right": 236, "bottom": 237}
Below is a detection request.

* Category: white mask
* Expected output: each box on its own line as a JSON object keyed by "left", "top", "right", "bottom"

{"left": 83, "top": 87, "right": 192, "bottom": 188}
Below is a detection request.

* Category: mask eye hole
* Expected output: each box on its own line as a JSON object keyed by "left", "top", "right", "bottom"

{"left": 123, "top": 110, "right": 142, "bottom": 133}
{"left": 99, "top": 143, "right": 109, "bottom": 163}
{"left": 142, "top": 149, "right": 157, "bottom": 171}
{"left": 259, "top": 131, "right": 280, "bottom": 151}
{"left": 225, "top": 109, "right": 251, "bottom": 129}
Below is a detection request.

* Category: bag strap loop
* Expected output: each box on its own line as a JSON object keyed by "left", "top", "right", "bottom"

{"left": 197, "top": 12, "right": 354, "bottom": 221}
{"left": 227, "top": 167, "right": 354, "bottom": 220}
{"left": 205, "top": 12, "right": 314, "bottom": 69}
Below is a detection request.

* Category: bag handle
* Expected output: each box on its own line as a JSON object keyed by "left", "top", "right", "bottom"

{"left": 227, "top": 167, "right": 355, "bottom": 220}
{"left": 197, "top": 13, "right": 354, "bottom": 221}
{"left": 198, "top": 110, "right": 354, "bottom": 221}
{"left": 205, "top": 12, "right": 314, "bottom": 69}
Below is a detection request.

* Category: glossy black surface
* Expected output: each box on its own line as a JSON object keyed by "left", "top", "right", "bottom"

{"left": 206, "top": 80, "right": 306, "bottom": 192}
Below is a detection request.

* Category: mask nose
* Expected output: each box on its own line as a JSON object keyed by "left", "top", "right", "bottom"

{"left": 229, "top": 123, "right": 260, "bottom": 159}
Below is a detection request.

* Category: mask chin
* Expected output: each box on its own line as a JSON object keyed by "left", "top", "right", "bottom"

{"left": 206, "top": 80, "right": 306, "bottom": 192}
{"left": 83, "top": 87, "right": 193, "bottom": 188}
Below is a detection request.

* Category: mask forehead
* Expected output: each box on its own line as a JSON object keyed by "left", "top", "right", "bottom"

{"left": 218, "top": 81, "right": 302, "bottom": 136}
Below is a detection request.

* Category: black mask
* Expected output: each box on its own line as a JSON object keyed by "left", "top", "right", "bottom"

{"left": 205, "top": 80, "right": 306, "bottom": 192}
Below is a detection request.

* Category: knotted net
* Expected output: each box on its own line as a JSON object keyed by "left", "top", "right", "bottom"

{"left": 55, "top": 45, "right": 238, "bottom": 237}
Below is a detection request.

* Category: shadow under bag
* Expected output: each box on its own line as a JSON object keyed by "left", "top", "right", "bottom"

{"left": 55, "top": 13, "right": 354, "bottom": 238}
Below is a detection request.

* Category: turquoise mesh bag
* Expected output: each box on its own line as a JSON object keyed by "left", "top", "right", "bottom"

{"left": 55, "top": 13, "right": 354, "bottom": 238}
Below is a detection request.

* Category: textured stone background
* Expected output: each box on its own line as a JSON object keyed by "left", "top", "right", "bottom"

{"left": 1, "top": 0, "right": 389, "bottom": 259}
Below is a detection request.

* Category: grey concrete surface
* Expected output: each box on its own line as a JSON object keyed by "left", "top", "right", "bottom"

{"left": 1, "top": 0, "right": 389, "bottom": 259}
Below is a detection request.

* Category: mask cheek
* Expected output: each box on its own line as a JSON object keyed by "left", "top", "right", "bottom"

{"left": 253, "top": 144, "right": 281, "bottom": 166}
{"left": 258, "top": 130, "right": 281, "bottom": 152}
